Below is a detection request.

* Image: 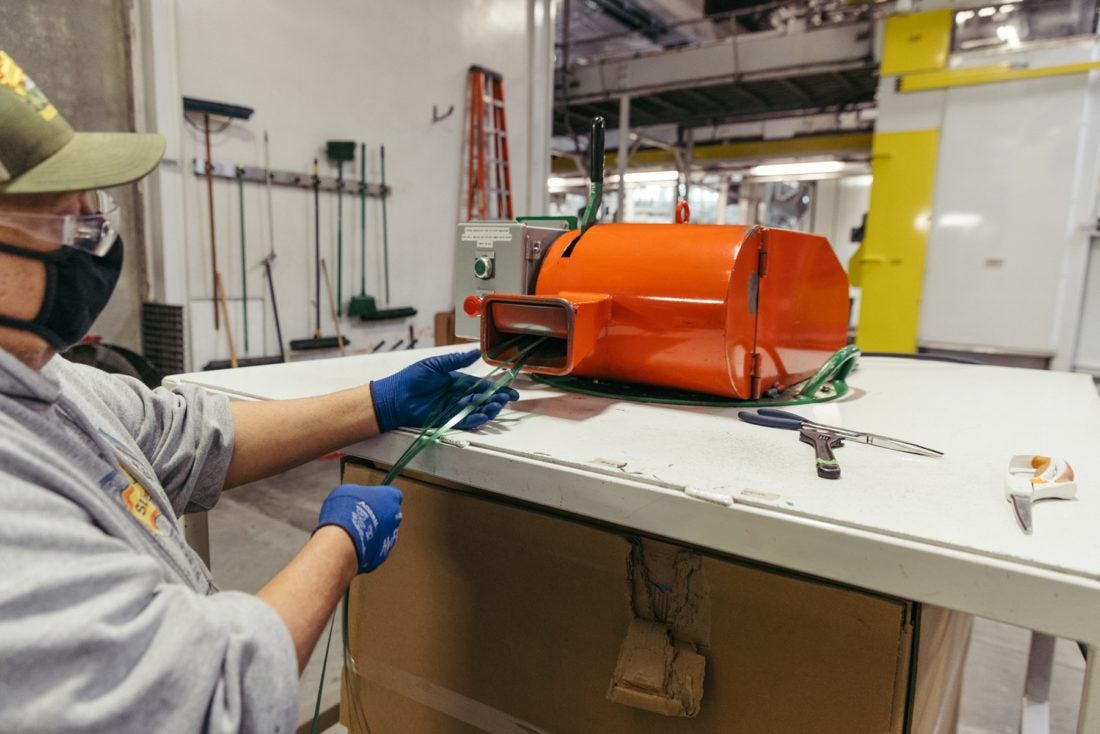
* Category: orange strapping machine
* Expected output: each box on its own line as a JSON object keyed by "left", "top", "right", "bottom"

{"left": 452, "top": 120, "right": 850, "bottom": 401}
{"left": 453, "top": 220, "right": 848, "bottom": 400}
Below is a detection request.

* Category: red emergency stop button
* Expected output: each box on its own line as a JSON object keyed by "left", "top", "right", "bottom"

{"left": 463, "top": 295, "right": 483, "bottom": 316}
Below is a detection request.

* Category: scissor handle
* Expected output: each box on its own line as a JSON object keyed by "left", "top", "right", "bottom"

{"left": 756, "top": 408, "right": 808, "bottom": 423}
{"left": 737, "top": 410, "right": 803, "bottom": 430}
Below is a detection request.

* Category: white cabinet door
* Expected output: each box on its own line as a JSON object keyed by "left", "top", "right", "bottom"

{"left": 919, "top": 74, "right": 1092, "bottom": 353}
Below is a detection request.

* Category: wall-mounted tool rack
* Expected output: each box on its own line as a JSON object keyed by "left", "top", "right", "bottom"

{"left": 191, "top": 158, "right": 389, "bottom": 198}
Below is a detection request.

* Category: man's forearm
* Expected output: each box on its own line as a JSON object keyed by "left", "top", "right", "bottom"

{"left": 257, "top": 525, "right": 358, "bottom": 672}
{"left": 225, "top": 384, "right": 380, "bottom": 488}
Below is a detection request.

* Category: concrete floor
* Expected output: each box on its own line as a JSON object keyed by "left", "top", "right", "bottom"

{"left": 209, "top": 458, "right": 1086, "bottom": 733}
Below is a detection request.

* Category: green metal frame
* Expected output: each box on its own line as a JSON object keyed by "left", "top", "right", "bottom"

{"left": 516, "top": 215, "right": 577, "bottom": 230}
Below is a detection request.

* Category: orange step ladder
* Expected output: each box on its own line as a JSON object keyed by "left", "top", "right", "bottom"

{"left": 464, "top": 65, "right": 512, "bottom": 220}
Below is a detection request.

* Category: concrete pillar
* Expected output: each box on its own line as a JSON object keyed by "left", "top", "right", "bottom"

{"left": 615, "top": 94, "right": 631, "bottom": 222}
{"left": 716, "top": 177, "right": 730, "bottom": 225}
{"left": 0, "top": 0, "right": 145, "bottom": 352}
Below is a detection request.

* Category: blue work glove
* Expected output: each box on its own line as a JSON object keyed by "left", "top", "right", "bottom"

{"left": 316, "top": 484, "right": 403, "bottom": 574}
{"left": 369, "top": 349, "right": 521, "bottom": 432}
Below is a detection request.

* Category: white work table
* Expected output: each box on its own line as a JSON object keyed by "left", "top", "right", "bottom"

{"left": 167, "top": 346, "right": 1100, "bottom": 731}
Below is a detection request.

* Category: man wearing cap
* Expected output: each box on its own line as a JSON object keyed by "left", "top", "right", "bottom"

{"left": 0, "top": 52, "right": 519, "bottom": 733}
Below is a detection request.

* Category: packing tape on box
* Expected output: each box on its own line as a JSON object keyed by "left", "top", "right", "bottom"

{"left": 343, "top": 656, "right": 550, "bottom": 734}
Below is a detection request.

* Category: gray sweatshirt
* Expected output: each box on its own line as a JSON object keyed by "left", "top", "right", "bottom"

{"left": 0, "top": 348, "right": 298, "bottom": 733}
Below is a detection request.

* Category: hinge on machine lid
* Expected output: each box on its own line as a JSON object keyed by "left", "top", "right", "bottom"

{"left": 524, "top": 234, "right": 542, "bottom": 262}
{"left": 749, "top": 352, "right": 762, "bottom": 399}
{"left": 757, "top": 246, "right": 768, "bottom": 277}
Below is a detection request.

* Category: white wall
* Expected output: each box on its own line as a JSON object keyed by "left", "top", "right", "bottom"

{"left": 915, "top": 40, "right": 1100, "bottom": 364}
{"left": 813, "top": 175, "right": 871, "bottom": 271}
{"left": 874, "top": 31, "right": 1100, "bottom": 368}
{"left": 140, "top": 0, "right": 552, "bottom": 369}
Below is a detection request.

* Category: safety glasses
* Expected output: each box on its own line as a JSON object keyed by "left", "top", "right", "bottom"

{"left": 0, "top": 190, "right": 120, "bottom": 257}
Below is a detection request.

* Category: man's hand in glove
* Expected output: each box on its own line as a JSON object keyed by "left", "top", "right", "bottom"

{"left": 316, "top": 484, "right": 403, "bottom": 574}
{"left": 369, "top": 349, "right": 520, "bottom": 432}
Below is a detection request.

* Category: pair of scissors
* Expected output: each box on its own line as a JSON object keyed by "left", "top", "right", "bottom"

{"left": 738, "top": 409, "right": 943, "bottom": 457}
{"left": 737, "top": 408, "right": 944, "bottom": 479}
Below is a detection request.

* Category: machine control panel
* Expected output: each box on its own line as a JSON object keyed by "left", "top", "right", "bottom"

{"left": 452, "top": 221, "right": 567, "bottom": 340}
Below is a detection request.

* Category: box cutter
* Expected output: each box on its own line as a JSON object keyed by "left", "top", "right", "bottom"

{"left": 1005, "top": 455, "right": 1076, "bottom": 535}
{"left": 737, "top": 408, "right": 944, "bottom": 480}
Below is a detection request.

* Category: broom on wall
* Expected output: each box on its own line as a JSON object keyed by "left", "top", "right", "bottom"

{"left": 348, "top": 143, "right": 417, "bottom": 321}
{"left": 290, "top": 159, "right": 350, "bottom": 351}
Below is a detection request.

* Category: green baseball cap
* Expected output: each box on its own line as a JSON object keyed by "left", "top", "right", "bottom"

{"left": 0, "top": 51, "right": 165, "bottom": 195}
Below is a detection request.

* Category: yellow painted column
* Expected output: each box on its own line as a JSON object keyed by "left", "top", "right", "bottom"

{"left": 853, "top": 8, "right": 951, "bottom": 352}
{"left": 853, "top": 130, "right": 939, "bottom": 352}
{"left": 880, "top": 8, "right": 953, "bottom": 76}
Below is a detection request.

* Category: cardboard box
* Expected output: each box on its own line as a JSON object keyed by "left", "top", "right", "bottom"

{"left": 340, "top": 460, "right": 968, "bottom": 733}
{"left": 434, "top": 310, "right": 470, "bottom": 347}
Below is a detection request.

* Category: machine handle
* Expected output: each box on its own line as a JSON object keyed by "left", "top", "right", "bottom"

{"left": 589, "top": 116, "right": 604, "bottom": 182}
{"left": 580, "top": 117, "right": 605, "bottom": 236}
{"left": 676, "top": 200, "right": 690, "bottom": 223}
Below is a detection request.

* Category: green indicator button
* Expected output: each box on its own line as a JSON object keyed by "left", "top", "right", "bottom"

{"left": 474, "top": 256, "right": 494, "bottom": 280}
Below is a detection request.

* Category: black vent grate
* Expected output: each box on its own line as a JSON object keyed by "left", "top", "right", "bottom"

{"left": 141, "top": 303, "right": 185, "bottom": 376}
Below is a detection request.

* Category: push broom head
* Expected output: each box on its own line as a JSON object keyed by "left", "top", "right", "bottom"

{"left": 325, "top": 140, "right": 356, "bottom": 162}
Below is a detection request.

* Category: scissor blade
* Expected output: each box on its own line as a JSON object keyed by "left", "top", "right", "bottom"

{"left": 1011, "top": 494, "right": 1033, "bottom": 535}
{"left": 800, "top": 420, "right": 942, "bottom": 457}
{"left": 826, "top": 430, "right": 944, "bottom": 457}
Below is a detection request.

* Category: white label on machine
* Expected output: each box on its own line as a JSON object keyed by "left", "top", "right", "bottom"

{"left": 462, "top": 225, "right": 512, "bottom": 248}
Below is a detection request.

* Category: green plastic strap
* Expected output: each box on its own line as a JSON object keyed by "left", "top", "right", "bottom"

{"left": 308, "top": 610, "right": 337, "bottom": 734}
{"left": 796, "top": 344, "right": 860, "bottom": 399}
{"left": 310, "top": 340, "right": 543, "bottom": 732}
{"left": 382, "top": 341, "right": 542, "bottom": 484}
{"left": 529, "top": 347, "right": 861, "bottom": 408}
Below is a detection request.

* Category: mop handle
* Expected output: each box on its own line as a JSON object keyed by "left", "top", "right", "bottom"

{"left": 263, "top": 131, "right": 276, "bottom": 260}
{"left": 313, "top": 159, "right": 321, "bottom": 336}
{"left": 236, "top": 167, "right": 249, "bottom": 353}
{"left": 203, "top": 113, "right": 219, "bottom": 329}
{"left": 359, "top": 142, "right": 367, "bottom": 294}
{"left": 336, "top": 159, "right": 343, "bottom": 316}
{"left": 380, "top": 144, "right": 390, "bottom": 304}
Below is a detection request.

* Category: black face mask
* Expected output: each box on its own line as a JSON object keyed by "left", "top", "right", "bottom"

{"left": 0, "top": 237, "right": 123, "bottom": 351}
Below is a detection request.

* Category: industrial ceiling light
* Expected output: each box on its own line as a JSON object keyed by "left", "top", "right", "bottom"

{"left": 749, "top": 160, "right": 845, "bottom": 177}
{"left": 622, "top": 170, "right": 680, "bottom": 183}
{"left": 996, "top": 24, "right": 1021, "bottom": 47}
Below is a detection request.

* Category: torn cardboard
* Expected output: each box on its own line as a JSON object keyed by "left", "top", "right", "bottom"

{"left": 607, "top": 619, "right": 706, "bottom": 717}
{"left": 627, "top": 538, "right": 711, "bottom": 647}
{"left": 606, "top": 538, "right": 711, "bottom": 717}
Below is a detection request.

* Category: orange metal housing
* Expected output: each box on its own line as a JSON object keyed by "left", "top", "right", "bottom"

{"left": 480, "top": 224, "right": 849, "bottom": 399}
